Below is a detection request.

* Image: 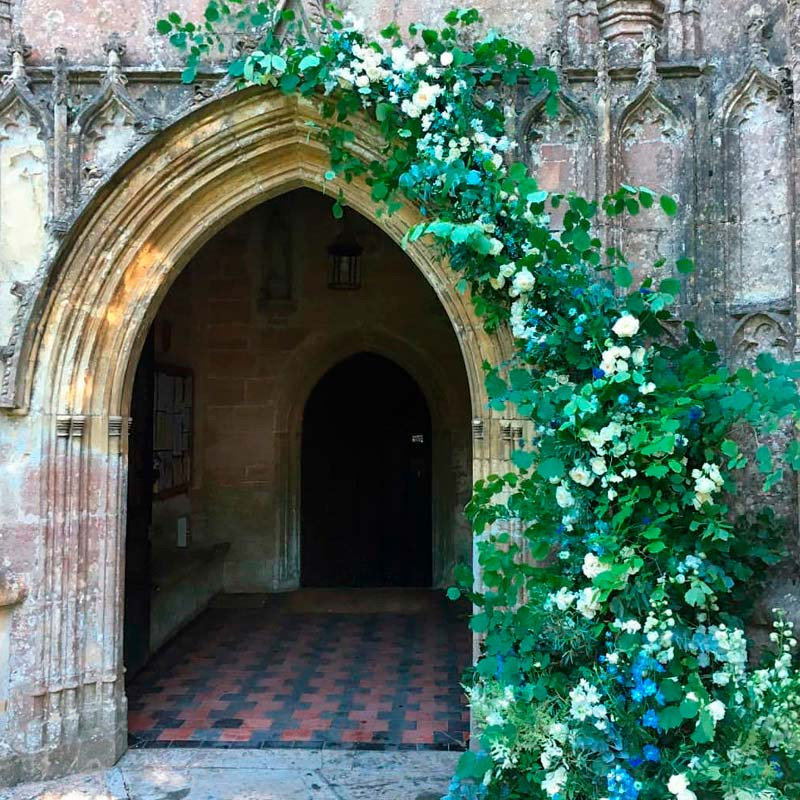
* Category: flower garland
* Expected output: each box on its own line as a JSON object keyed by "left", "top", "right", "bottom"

{"left": 161, "top": 4, "right": 800, "bottom": 798}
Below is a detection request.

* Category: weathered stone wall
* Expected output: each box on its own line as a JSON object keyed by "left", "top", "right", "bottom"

{"left": 0, "top": 0, "right": 799, "bottom": 787}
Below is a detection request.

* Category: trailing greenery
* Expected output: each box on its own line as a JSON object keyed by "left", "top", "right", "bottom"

{"left": 160, "top": 4, "right": 800, "bottom": 798}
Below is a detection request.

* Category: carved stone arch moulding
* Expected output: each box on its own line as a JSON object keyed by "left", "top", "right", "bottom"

{"left": 614, "top": 87, "right": 691, "bottom": 288}
{"left": 519, "top": 91, "right": 598, "bottom": 226}
{"left": 718, "top": 67, "right": 792, "bottom": 308}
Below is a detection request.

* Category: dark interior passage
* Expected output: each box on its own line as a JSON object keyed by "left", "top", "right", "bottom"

{"left": 301, "top": 353, "right": 433, "bottom": 588}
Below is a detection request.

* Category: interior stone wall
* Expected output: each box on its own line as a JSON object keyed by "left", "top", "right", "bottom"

{"left": 148, "top": 188, "right": 472, "bottom": 599}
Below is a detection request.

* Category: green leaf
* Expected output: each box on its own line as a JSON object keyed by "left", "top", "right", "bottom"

{"left": 660, "top": 194, "right": 678, "bottom": 216}
{"left": 279, "top": 73, "right": 300, "bottom": 92}
{"left": 677, "top": 257, "right": 695, "bottom": 274}
{"left": 680, "top": 698, "right": 700, "bottom": 719}
{"left": 660, "top": 679, "right": 683, "bottom": 703}
{"left": 512, "top": 450, "right": 535, "bottom": 470}
{"left": 298, "top": 54, "right": 321, "bottom": 71}
{"left": 756, "top": 445, "right": 772, "bottom": 474}
{"left": 659, "top": 278, "right": 681, "bottom": 296}
{"left": 692, "top": 711, "right": 716, "bottom": 744}
{"left": 537, "top": 457, "right": 565, "bottom": 480}
{"left": 156, "top": 18, "right": 172, "bottom": 34}
{"left": 446, "top": 586, "right": 461, "bottom": 601}
{"left": 375, "top": 102, "right": 394, "bottom": 122}
{"left": 180, "top": 64, "right": 197, "bottom": 84}
{"left": 332, "top": 201, "right": 344, "bottom": 219}
{"left": 659, "top": 706, "right": 684, "bottom": 731}
{"left": 613, "top": 266, "right": 633, "bottom": 288}
{"left": 204, "top": 5, "right": 219, "bottom": 21}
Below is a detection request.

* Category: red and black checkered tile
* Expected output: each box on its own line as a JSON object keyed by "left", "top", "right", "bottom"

{"left": 127, "top": 591, "right": 470, "bottom": 749}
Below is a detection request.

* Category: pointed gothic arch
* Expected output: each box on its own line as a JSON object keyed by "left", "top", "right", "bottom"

{"left": 0, "top": 87, "right": 511, "bottom": 782}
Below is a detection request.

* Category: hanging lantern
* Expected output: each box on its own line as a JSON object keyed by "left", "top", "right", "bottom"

{"left": 327, "top": 216, "right": 363, "bottom": 290}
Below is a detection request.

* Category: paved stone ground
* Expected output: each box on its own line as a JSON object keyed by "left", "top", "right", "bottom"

{"left": 128, "top": 591, "right": 470, "bottom": 749}
{"left": 2, "top": 748, "right": 461, "bottom": 800}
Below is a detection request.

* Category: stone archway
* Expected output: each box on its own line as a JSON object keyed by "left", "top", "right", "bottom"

{"left": 0, "top": 89, "right": 523, "bottom": 783}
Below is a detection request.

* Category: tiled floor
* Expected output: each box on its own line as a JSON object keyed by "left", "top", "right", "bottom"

{"left": 127, "top": 590, "right": 470, "bottom": 750}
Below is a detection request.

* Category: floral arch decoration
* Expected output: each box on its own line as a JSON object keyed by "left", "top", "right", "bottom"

{"left": 158, "top": 4, "right": 800, "bottom": 799}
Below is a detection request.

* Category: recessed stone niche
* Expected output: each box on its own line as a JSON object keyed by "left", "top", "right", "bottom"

{"left": 598, "top": 0, "right": 666, "bottom": 47}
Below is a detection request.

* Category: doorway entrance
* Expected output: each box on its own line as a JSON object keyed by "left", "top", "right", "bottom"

{"left": 301, "top": 353, "right": 432, "bottom": 588}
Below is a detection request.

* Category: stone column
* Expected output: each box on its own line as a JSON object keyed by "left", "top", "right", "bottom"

{"left": 7, "top": 413, "right": 128, "bottom": 782}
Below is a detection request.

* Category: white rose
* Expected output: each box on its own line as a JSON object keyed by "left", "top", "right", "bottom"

{"left": 639, "top": 382, "right": 656, "bottom": 395}
{"left": 695, "top": 476, "right": 716, "bottom": 495}
{"left": 512, "top": 268, "right": 536, "bottom": 294}
{"left": 499, "top": 262, "right": 516, "bottom": 278}
{"left": 488, "top": 238, "right": 504, "bottom": 256}
{"left": 569, "top": 465, "right": 595, "bottom": 487}
{"left": 413, "top": 50, "right": 429, "bottom": 66}
{"left": 556, "top": 484, "right": 575, "bottom": 508}
{"left": 440, "top": 50, "right": 454, "bottom": 66}
{"left": 356, "top": 74, "right": 370, "bottom": 88}
{"left": 412, "top": 81, "right": 441, "bottom": 111}
{"left": 612, "top": 314, "right": 640, "bottom": 338}
{"left": 489, "top": 275, "right": 505, "bottom": 290}
{"left": 632, "top": 346, "right": 646, "bottom": 366}
{"left": 706, "top": 699, "right": 726, "bottom": 723}
{"left": 590, "top": 457, "right": 607, "bottom": 476}
{"left": 582, "top": 553, "right": 608, "bottom": 579}
{"left": 668, "top": 775, "right": 689, "bottom": 795}
{"left": 677, "top": 792, "right": 697, "bottom": 800}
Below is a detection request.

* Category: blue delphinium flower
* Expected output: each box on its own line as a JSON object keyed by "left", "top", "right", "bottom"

{"left": 643, "top": 744, "right": 661, "bottom": 762}
{"left": 642, "top": 709, "right": 660, "bottom": 729}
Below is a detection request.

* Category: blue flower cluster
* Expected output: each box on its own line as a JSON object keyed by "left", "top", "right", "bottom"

{"left": 606, "top": 766, "right": 639, "bottom": 800}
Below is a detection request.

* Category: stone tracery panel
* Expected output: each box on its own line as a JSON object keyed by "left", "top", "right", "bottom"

{"left": 730, "top": 312, "right": 792, "bottom": 369}
{"left": 523, "top": 97, "right": 597, "bottom": 228}
{"left": 722, "top": 70, "right": 792, "bottom": 308}
{"left": 0, "top": 100, "right": 48, "bottom": 348}
{"left": 616, "top": 90, "right": 688, "bottom": 287}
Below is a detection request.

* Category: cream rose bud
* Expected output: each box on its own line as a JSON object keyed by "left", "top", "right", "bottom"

{"left": 632, "top": 346, "right": 646, "bottom": 366}
{"left": 489, "top": 275, "right": 505, "bottom": 290}
{"left": 612, "top": 314, "right": 640, "bottom": 338}
{"left": 440, "top": 50, "right": 454, "bottom": 66}
{"left": 355, "top": 74, "right": 370, "bottom": 88}
{"left": 512, "top": 267, "right": 536, "bottom": 293}
{"left": 488, "top": 238, "right": 505, "bottom": 256}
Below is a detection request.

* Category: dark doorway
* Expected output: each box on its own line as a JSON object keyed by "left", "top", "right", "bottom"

{"left": 301, "top": 353, "right": 433, "bottom": 587}
{"left": 123, "top": 328, "right": 155, "bottom": 680}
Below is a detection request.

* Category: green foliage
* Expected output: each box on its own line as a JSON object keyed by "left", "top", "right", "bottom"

{"left": 160, "top": 5, "right": 800, "bottom": 800}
